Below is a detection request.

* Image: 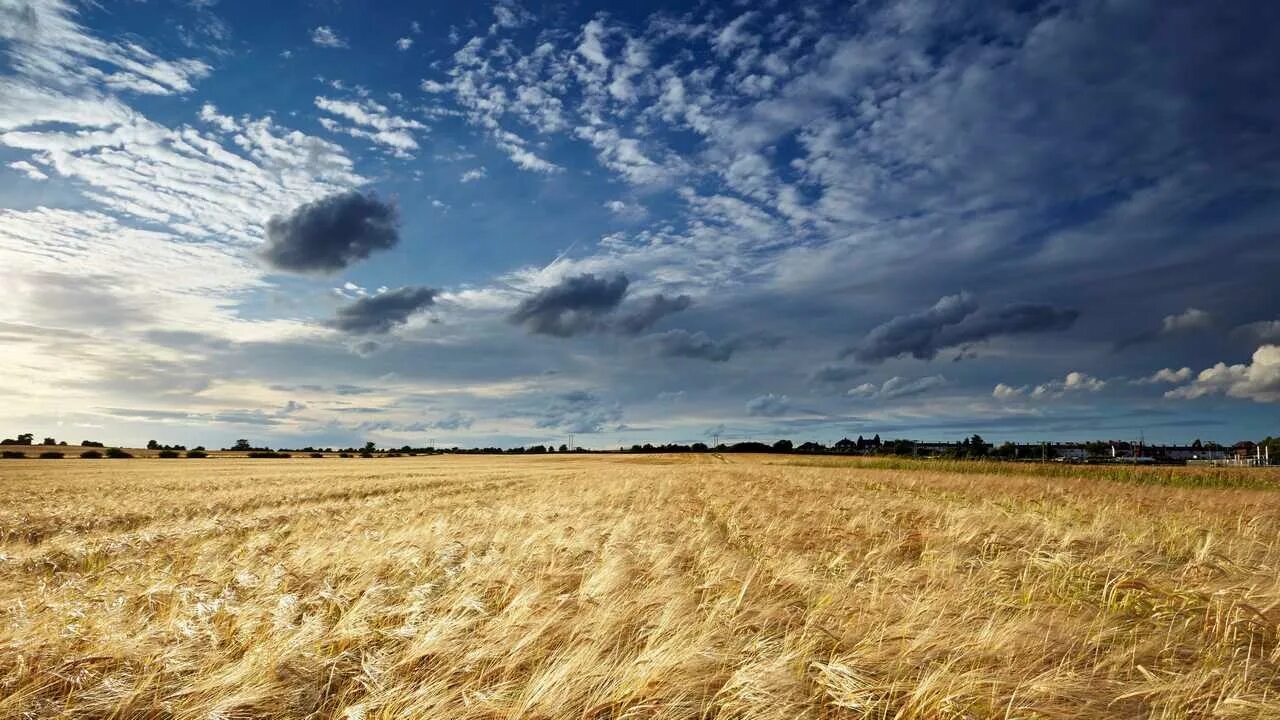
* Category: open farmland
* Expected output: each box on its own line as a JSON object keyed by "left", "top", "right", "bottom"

{"left": 2, "top": 455, "right": 1280, "bottom": 718}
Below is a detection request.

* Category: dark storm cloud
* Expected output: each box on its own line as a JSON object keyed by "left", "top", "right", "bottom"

{"left": 330, "top": 287, "right": 437, "bottom": 334}
{"left": 614, "top": 294, "right": 693, "bottom": 335}
{"left": 847, "top": 293, "right": 1078, "bottom": 363}
{"left": 509, "top": 273, "right": 629, "bottom": 336}
{"left": 261, "top": 191, "right": 399, "bottom": 274}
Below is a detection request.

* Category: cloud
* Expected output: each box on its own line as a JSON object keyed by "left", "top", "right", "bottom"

{"left": 1164, "top": 345, "right": 1280, "bottom": 403}
{"left": 603, "top": 199, "right": 647, "bottom": 220}
{"left": 7, "top": 159, "right": 47, "bottom": 180}
{"left": 1234, "top": 320, "right": 1280, "bottom": 344}
{"left": 746, "top": 393, "right": 789, "bottom": 417}
{"left": 1030, "top": 372, "right": 1106, "bottom": 399}
{"left": 314, "top": 96, "right": 425, "bottom": 155}
{"left": 992, "top": 383, "right": 1027, "bottom": 400}
{"left": 310, "top": 26, "right": 348, "bottom": 48}
{"left": 509, "top": 273, "right": 629, "bottom": 336}
{"left": 330, "top": 287, "right": 437, "bottom": 334}
{"left": 536, "top": 390, "right": 622, "bottom": 433}
{"left": 808, "top": 363, "right": 867, "bottom": 385}
{"left": 1162, "top": 308, "right": 1212, "bottom": 333}
{"left": 613, "top": 294, "right": 692, "bottom": 335}
{"left": 1117, "top": 308, "right": 1215, "bottom": 350}
{"left": 396, "top": 37, "right": 413, "bottom": 51}
{"left": 1135, "top": 367, "right": 1193, "bottom": 385}
{"left": 847, "top": 293, "right": 1078, "bottom": 363}
{"left": 261, "top": 191, "right": 399, "bottom": 274}
{"left": 643, "top": 329, "right": 734, "bottom": 362}
{"left": 849, "top": 375, "right": 947, "bottom": 400}
{"left": 993, "top": 372, "right": 1107, "bottom": 400}
{"left": 460, "top": 166, "right": 487, "bottom": 182}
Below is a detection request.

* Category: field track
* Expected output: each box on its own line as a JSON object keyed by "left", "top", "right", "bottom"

{"left": 2, "top": 454, "right": 1279, "bottom": 718}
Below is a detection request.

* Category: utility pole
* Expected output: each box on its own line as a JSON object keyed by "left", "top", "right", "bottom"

{"left": 568, "top": 433, "right": 574, "bottom": 452}
{"left": 711, "top": 432, "right": 720, "bottom": 448}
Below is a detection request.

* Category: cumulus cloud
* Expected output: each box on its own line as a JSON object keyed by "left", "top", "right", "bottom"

{"left": 460, "top": 167, "right": 487, "bottom": 182}
{"left": 261, "top": 191, "right": 399, "bottom": 274}
{"left": 1031, "top": 372, "right": 1106, "bottom": 398}
{"left": 1135, "top": 367, "right": 1193, "bottom": 385}
{"left": 536, "top": 390, "right": 622, "bottom": 433}
{"left": 310, "top": 26, "right": 348, "bottom": 48}
{"left": 992, "top": 383, "right": 1026, "bottom": 399}
{"left": 849, "top": 375, "right": 947, "bottom": 400}
{"left": 1164, "top": 345, "right": 1280, "bottom": 403}
{"left": 993, "top": 372, "right": 1106, "bottom": 399}
{"left": 330, "top": 287, "right": 437, "bottom": 334}
{"left": 745, "top": 393, "right": 789, "bottom": 417}
{"left": 846, "top": 293, "right": 1078, "bottom": 363}
{"left": 396, "top": 37, "right": 413, "bottom": 51}
{"left": 509, "top": 273, "right": 629, "bottom": 336}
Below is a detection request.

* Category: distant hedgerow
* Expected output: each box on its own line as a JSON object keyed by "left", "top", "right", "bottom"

{"left": 186, "top": 450, "right": 208, "bottom": 459}
{"left": 80, "top": 450, "right": 104, "bottom": 459}
{"left": 105, "top": 448, "right": 133, "bottom": 459}
{"left": 39, "top": 451, "right": 65, "bottom": 459}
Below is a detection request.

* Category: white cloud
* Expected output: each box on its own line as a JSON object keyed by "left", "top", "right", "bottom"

{"left": 314, "top": 96, "right": 425, "bottom": 156}
{"left": 198, "top": 102, "right": 238, "bottom": 132}
{"left": 310, "top": 26, "right": 348, "bottom": 49}
{"left": 604, "top": 199, "right": 646, "bottom": 220}
{"left": 1136, "top": 367, "right": 1192, "bottom": 385}
{"left": 1165, "top": 346, "right": 1280, "bottom": 403}
{"left": 8, "top": 160, "right": 48, "bottom": 180}
{"left": 1030, "top": 372, "right": 1106, "bottom": 398}
{"left": 396, "top": 37, "right": 413, "bottom": 51}
{"left": 577, "top": 19, "right": 609, "bottom": 68}
{"left": 460, "top": 167, "right": 487, "bottom": 183}
{"left": 850, "top": 375, "right": 947, "bottom": 400}
{"left": 992, "top": 383, "right": 1027, "bottom": 399}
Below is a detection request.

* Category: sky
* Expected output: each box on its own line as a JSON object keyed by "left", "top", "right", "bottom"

{"left": 1, "top": 0, "right": 1279, "bottom": 450}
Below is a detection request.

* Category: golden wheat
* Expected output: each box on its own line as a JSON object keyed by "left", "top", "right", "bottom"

{"left": 1, "top": 454, "right": 1278, "bottom": 718}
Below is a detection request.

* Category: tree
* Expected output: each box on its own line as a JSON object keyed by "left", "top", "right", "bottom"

{"left": 558, "top": 444, "right": 569, "bottom": 452}
{"left": 42, "top": 437, "right": 57, "bottom": 446}
{"left": 966, "top": 434, "right": 989, "bottom": 457}
{"left": 772, "top": 439, "right": 793, "bottom": 452}
{"left": 17, "top": 433, "right": 33, "bottom": 445}
{"left": 363, "top": 441, "right": 377, "bottom": 452}
{"left": 232, "top": 439, "right": 252, "bottom": 451}
{"left": 147, "top": 440, "right": 160, "bottom": 450}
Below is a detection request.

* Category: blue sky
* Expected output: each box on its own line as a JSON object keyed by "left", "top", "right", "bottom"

{"left": 2, "top": 0, "right": 1279, "bottom": 449}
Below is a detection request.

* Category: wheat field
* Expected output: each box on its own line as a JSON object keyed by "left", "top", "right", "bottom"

{"left": 1, "top": 455, "right": 1279, "bottom": 719}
